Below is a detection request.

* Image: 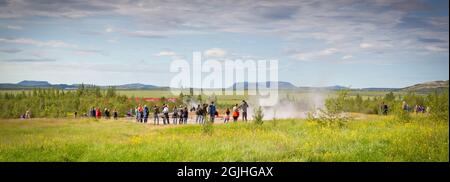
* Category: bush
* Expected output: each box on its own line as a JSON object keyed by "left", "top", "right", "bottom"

{"left": 308, "top": 90, "right": 351, "bottom": 127}
{"left": 426, "top": 91, "right": 449, "bottom": 122}
{"left": 307, "top": 109, "right": 350, "bottom": 128}
{"left": 252, "top": 106, "right": 264, "bottom": 125}
{"left": 202, "top": 116, "right": 214, "bottom": 135}
{"left": 393, "top": 106, "right": 411, "bottom": 123}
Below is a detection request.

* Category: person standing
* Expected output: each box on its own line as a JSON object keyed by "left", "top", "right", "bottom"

{"left": 143, "top": 105, "right": 149, "bottom": 123}
{"left": 402, "top": 101, "right": 409, "bottom": 112}
{"left": 162, "top": 104, "right": 170, "bottom": 125}
{"left": 153, "top": 105, "right": 160, "bottom": 125}
{"left": 135, "top": 107, "right": 139, "bottom": 122}
{"left": 90, "top": 107, "right": 96, "bottom": 118}
{"left": 208, "top": 102, "right": 216, "bottom": 123}
{"left": 224, "top": 108, "right": 230, "bottom": 123}
{"left": 104, "top": 108, "right": 110, "bottom": 119}
{"left": 138, "top": 105, "right": 144, "bottom": 123}
{"left": 183, "top": 106, "right": 189, "bottom": 124}
{"left": 202, "top": 103, "right": 208, "bottom": 124}
{"left": 25, "top": 109, "right": 31, "bottom": 119}
{"left": 195, "top": 104, "right": 202, "bottom": 124}
{"left": 232, "top": 104, "right": 239, "bottom": 122}
{"left": 240, "top": 100, "right": 249, "bottom": 122}
{"left": 96, "top": 108, "right": 102, "bottom": 119}
{"left": 113, "top": 109, "right": 118, "bottom": 120}
{"left": 382, "top": 103, "right": 388, "bottom": 115}
{"left": 172, "top": 106, "right": 178, "bottom": 125}
{"left": 179, "top": 107, "right": 184, "bottom": 124}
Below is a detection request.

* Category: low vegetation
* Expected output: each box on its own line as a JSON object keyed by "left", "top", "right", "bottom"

{"left": 0, "top": 87, "right": 448, "bottom": 162}
{"left": 0, "top": 115, "right": 447, "bottom": 162}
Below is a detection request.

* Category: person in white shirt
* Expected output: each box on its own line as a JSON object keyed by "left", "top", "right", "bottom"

{"left": 162, "top": 104, "right": 170, "bottom": 125}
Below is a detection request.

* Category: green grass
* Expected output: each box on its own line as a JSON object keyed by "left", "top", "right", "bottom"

{"left": 0, "top": 115, "right": 447, "bottom": 162}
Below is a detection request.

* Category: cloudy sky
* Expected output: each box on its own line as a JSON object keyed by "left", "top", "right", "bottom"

{"left": 0, "top": 0, "right": 448, "bottom": 88}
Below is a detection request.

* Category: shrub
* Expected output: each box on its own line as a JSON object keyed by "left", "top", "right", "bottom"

{"left": 202, "top": 117, "right": 214, "bottom": 135}
{"left": 308, "top": 90, "right": 351, "bottom": 127}
{"left": 253, "top": 106, "right": 264, "bottom": 125}
{"left": 426, "top": 91, "right": 449, "bottom": 122}
{"left": 393, "top": 107, "right": 411, "bottom": 123}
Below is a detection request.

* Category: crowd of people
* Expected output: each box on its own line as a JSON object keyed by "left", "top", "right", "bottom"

{"left": 127, "top": 100, "right": 250, "bottom": 125}
{"left": 88, "top": 107, "right": 119, "bottom": 120}
{"left": 19, "top": 99, "right": 429, "bottom": 121}
{"left": 379, "top": 101, "right": 429, "bottom": 116}
{"left": 402, "top": 101, "right": 429, "bottom": 114}
{"left": 83, "top": 100, "right": 251, "bottom": 125}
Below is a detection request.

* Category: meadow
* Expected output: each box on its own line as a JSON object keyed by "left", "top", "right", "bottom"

{"left": 0, "top": 114, "right": 447, "bottom": 162}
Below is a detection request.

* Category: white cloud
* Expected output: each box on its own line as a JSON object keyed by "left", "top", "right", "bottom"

{"left": 154, "top": 50, "right": 185, "bottom": 60}
{"left": 204, "top": 48, "right": 227, "bottom": 57}
{"left": 4, "top": 25, "right": 22, "bottom": 30}
{"left": 293, "top": 48, "right": 338, "bottom": 61}
{"left": 73, "top": 49, "right": 106, "bottom": 56}
{"left": 359, "top": 42, "right": 394, "bottom": 52}
{"left": 342, "top": 55, "right": 353, "bottom": 60}
{"left": 155, "top": 51, "right": 177, "bottom": 57}
{"left": 425, "top": 46, "right": 449, "bottom": 52}
{"left": 126, "top": 31, "right": 166, "bottom": 38}
{"left": 0, "top": 38, "right": 77, "bottom": 48}
{"left": 106, "top": 38, "right": 119, "bottom": 43}
{"left": 105, "top": 27, "right": 113, "bottom": 33}
{"left": 360, "top": 43, "right": 373, "bottom": 49}
{"left": 0, "top": 0, "right": 447, "bottom": 56}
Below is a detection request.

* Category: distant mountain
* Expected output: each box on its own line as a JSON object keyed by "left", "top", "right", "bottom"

{"left": 0, "top": 80, "right": 159, "bottom": 90}
{"left": 323, "top": 85, "right": 349, "bottom": 90}
{"left": 17, "top": 80, "right": 51, "bottom": 87}
{"left": 231, "top": 81, "right": 297, "bottom": 89}
{"left": 0, "top": 83, "right": 23, "bottom": 89}
{"left": 115, "top": 83, "right": 158, "bottom": 89}
{"left": 231, "top": 82, "right": 355, "bottom": 90}
{"left": 296, "top": 85, "right": 350, "bottom": 91}
{"left": 0, "top": 80, "right": 448, "bottom": 92}
{"left": 401, "top": 80, "right": 449, "bottom": 92}
{"left": 357, "top": 87, "right": 399, "bottom": 92}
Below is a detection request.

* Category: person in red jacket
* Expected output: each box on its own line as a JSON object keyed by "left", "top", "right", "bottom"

{"left": 96, "top": 107, "right": 102, "bottom": 119}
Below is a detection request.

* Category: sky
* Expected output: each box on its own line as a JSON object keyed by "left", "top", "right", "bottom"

{"left": 0, "top": 0, "right": 448, "bottom": 88}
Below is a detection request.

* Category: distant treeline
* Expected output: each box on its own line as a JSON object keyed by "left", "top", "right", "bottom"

{"left": 0, "top": 84, "right": 193, "bottom": 118}
{"left": 0, "top": 85, "right": 448, "bottom": 121}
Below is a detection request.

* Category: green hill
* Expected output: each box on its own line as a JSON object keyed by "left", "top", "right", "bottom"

{"left": 402, "top": 80, "right": 449, "bottom": 92}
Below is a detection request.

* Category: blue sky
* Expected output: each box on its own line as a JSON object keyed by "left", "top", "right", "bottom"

{"left": 0, "top": 0, "right": 448, "bottom": 88}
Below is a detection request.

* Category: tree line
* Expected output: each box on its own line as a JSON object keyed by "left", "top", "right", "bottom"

{"left": 0, "top": 85, "right": 154, "bottom": 118}
{"left": 0, "top": 84, "right": 221, "bottom": 119}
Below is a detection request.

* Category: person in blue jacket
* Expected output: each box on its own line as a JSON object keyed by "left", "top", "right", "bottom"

{"left": 208, "top": 101, "right": 216, "bottom": 123}
{"left": 143, "top": 105, "right": 149, "bottom": 123}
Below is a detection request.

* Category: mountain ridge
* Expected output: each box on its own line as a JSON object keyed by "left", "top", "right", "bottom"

{"left": 0, "top": 80, "right": 448, "bottom": 91}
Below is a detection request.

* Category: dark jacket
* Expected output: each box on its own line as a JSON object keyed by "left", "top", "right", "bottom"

{"left": 208, "top": 104, "right": 216, "bottom": 116}
{"left": 144, "top": 107, "right": 149, "bottom": 117}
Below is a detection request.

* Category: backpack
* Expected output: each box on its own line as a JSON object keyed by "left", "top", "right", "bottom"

{"left": 232, "top": 111, "right": 239, "bottom": 117}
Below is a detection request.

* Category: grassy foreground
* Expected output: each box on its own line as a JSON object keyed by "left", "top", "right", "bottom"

{"left": 0, "top": 115, "right": 448, "bottom": 162}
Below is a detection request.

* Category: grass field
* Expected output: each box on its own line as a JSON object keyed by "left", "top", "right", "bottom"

{"left": 0, "top": 114, "right": 447, "bottom": 162}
